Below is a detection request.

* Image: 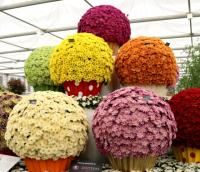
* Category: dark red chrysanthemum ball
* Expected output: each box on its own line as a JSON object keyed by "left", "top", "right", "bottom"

{"left": 78, "top": 5, "right": 131, "bottom": 45}
{"left": 169, "top": 88, "right": 200, "bottom": 148}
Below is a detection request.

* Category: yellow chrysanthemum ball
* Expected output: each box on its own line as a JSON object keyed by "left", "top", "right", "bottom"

{"left": 50, "top": 33, "right": 113, "bottom": 85}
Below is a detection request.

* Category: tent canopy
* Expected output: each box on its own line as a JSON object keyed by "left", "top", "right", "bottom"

{"left": 0, "top": 0, "right": 200, "bottom": 77}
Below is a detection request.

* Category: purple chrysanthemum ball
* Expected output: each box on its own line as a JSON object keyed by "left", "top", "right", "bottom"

{"left": 78, "top": 5, "right": 131, "bottom": 46}
{"left": 92, "top": 87, "right": 177, "bottom": 158}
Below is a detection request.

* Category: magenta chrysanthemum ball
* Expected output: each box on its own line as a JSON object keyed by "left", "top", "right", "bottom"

{"left": 78, "top": 5, "right": 131, "bottom": 45}
{"left": 92, "top": 87, "right": 177, "bottom": 158}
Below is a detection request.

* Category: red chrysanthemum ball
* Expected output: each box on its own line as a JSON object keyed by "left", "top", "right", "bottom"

{"left": 78, "top": 5, "right": 131, "bottom": 46}
{"left": 169, "top": 88, "right": 200, "bottom": 148}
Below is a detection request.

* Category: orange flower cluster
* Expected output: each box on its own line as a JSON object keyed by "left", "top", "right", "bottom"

{"left": 115, "top": 36, "right": 177, "bottom": 85}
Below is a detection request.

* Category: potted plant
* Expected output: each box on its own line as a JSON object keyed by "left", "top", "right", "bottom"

{"left": 92, "top": 87, "right": 177, "bottom": 172}
{"left": 78, "top": 5, "right": 131, "bottom": 56}
{"left": 169, "top": 88, "right": 200, "bottom": 163}
{"left": 176, "top": 44, "right": 200, "bottom": 92}
{"left": 7, "top": 78, "right": 25, "bottom": 95}
{"left": 24, "top": 46, "right": 63, "bottom": 92}
{"left": 0, "top": 92, "right": 21, "bottom": 155}
{"left": 115, "top": 36, "right": 178, "bottom": 97}
{"left": 5, "top": 91, "right": 89, "bottom": 172}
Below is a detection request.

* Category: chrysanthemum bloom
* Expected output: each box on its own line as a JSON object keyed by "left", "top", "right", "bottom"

{"left": 50, "top": 33, "right": 113, "bottom": 97}
{"left": 93, "top": 87, "right": 177, "bottom": 171}
{"left": 24, "top": 46, "right": 62, "bottom": 91}
{"left": 78, "top": 5, "right": 131, "bottom": 55}
{"left": 115, "top": 36, "right": 178, "bottom": 96}
{"left": 169, "top": 88, "right": 200, "bottom": 163}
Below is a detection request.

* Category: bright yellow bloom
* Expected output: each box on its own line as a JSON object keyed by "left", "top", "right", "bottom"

{"left": 50, "top": 33, "right": 113, "bottom": 85}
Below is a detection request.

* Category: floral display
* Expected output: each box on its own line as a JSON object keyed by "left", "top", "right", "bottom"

{"left": 169, "top": 88, "right": 200, "bottom": 148}
{"left": 169, "top": 88, "right": 200, "bottom": 163}
{"left": 115, "top": 36, "right": 177, "bottom": 86}
{"left": 5, "top": 91, "right": 89, "bottom": 160}
{"left": 50, "top": 33, "right": 113, "bottom": 96}
{"left": 72, "top": 95, "right": 103, "bottom": 109}
{"left": 24, "top": 46, "right": 61, "bottom": 91}
{"left": 10, "top": 155, "right": 200, "bottom": 172}
{"left": 50, "top": 33, "right": 113, "bottom": 84}
{"left": 0, "top": 92, "right": 21, "bottom": 153}
{"left": 7, "top": 78, "right": 25, "bottom": 95}
{"left": 78, "top": 5, "right": 131, "bottom": 46}
{"left": 92, "top": 87, "right": 177, "bottom": 171}
{"left": 93, "top": 87, "right": 177, "bottom": 158}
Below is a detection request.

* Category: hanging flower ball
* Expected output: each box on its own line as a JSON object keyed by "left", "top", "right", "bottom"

{"left": 169, "top": 88, "right": 200, "bottom": 148}
{"left": 49, "top": 33, "right": 113, "bottom": 96}
{"left": 5, "top": 91, "right": 89, "bottom": 160}
{"left": 0, "top": 92, "right": 21, "bottom": 153}
{"left": 115, "top": 36, "right": 177, "bottom": 86}
{"left": 24, "top": 46, "right": 61, "bottom": 91}
{"left": 78, "top": 5, "right": 131, "bottom": 46}
{"left": 92, "top": 87, "right": 177, "bottom": 158}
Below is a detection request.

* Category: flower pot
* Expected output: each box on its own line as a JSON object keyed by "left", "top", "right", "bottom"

{"left": 108, "top": 155, "right": 156, "bottom": 172}
{"left": 24, "top": 157, "right": 74, "bottom": 172}
{"left": 63, "top": 80, "right": 103, "bottom": 96}
{"left": 107, "top": 42, "right": 120, "bottom": 56}
{"left": 79, "top": 108, "right": 107, "bottom": 163}
{"left": 173, "top": 146, "right": 200, "bottom": 163}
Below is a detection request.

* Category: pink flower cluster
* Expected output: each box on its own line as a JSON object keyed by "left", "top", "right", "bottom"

{"left": 92, "top": 87, "right": 177, "bottom": 158}
{"left": 78, "top": 5, "right": 131, "bottom": 46}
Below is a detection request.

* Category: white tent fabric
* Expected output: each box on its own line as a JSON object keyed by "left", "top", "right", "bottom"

{"left": 0, "top": 0, "right": 200, "bottom": 77}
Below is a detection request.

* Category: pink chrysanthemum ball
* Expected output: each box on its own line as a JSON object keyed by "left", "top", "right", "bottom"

{"left": 78, "top": 5, "right": 131, "bottom": 46}
{"left": 92, "top": 87, "right": 177, "bottom": 158}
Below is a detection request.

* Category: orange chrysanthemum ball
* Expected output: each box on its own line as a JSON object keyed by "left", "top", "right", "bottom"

{"left": 115, "top": 36, "right": 177, "bottom": 96}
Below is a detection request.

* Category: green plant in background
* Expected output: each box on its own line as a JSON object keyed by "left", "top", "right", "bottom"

{"left": 7, "top": 78, "right": 25, "bottom": 95}
{"left": 24, "top": 46, "right": 63, "bottom": 92}
{"left": 176, "top": 44, "right": 200, "bottom": 92}
{"left": 0, "top": 85, "right": 7, "bottom": 92}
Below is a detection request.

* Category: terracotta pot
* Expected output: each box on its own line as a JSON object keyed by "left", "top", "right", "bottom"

{"left": 24, "top": 157, "right": 74, "bottom": 172}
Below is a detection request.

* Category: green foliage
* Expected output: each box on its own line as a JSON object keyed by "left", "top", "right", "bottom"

{"left": 176, "top": 44, "right": 200, "bottom": 92}
{"left": 0, "top": 85, "right": 7, "bottom": 92}
{"left": 7, "top": 78, "right": 25, "bottom": 95}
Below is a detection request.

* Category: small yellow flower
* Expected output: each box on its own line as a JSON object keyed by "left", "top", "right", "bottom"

{"left": 50, "top": 33, "right": 114, "bottom": 85}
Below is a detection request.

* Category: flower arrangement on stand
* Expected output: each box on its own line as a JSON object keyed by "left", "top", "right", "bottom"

{"left": 24, "top": 46, "right": 63, "bottom": 92}
{"left": 92, "top": 87, "right": 177, "bottom": 172}
{"left": 50, "top": 33, "right": 113, "bottom": 96}
{"left": 169, "top": 88, "right": 200, "bottom": 163}
{"left": 0, "top": 92, "right": 21, "bottom": 155}
{"left": 50, "top": 32, "right": 113, "bottom": 163}
{"left": 115, "top": 36, "right": 178, "bottom": 97}
{"left": 78, "top": 5, "right": 131, "bottom": 55}
{"left": 5, "top": 91, "right": 89, "bottom": 172}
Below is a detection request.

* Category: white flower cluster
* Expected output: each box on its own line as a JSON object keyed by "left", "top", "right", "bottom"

{"left": 5, "top": 91, "right": 89, "bottom": 160}
{"left": 72, "top": 95, "right": 103, "bottom": 109}
{"left": 102, "top": 155, "right": 200, "bottom": 172}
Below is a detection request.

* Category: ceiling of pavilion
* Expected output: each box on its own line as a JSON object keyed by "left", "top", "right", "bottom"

{"left": 0, "top": 0, "right": 200, "bottom": 77}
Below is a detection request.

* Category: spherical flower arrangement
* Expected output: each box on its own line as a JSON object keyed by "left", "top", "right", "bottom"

{"left": 78, "top": 5, "right": 131, "bottom": 55}
{"left": 0, "top": 92, "right": 21, "bottom": 155}
{"left": 169, "top": 88, "right": 200, "bottom": 163}
{"left": 24, "top": 46, "right": 62, "bottom": 91}
{"left": 92, "top": 87, "right": 177, "bottom": 171}
{"left": 50, "top": 33, "right": 113, "bottom": 96}
{"left": 5, "top": 91, "right": 89, "bottom": 172}
{"left": 115, "top": 36, "right": 178, "bottom": 96}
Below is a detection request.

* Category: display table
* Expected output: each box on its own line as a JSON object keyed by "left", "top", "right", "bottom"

{"left": 9, "top": 155, "right": 200, "bottom": 172}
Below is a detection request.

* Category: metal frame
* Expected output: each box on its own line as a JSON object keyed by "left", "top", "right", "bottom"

{"left": 0, "top": 0, "right": 199, "bottom": 75}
